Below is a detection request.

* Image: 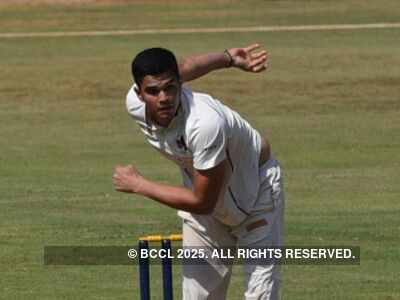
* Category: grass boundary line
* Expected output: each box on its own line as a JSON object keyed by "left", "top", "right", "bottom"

{"left": 1, "top": 23, "right": 400, "bottom": 38}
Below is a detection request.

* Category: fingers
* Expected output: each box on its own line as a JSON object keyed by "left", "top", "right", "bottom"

{"left": 112, "top": 172, "right": 121, "bottom": 185}
{"left": 114, "top": 164, "right": 135, "bottom": 174}
{"left": 244, "top": 43, "right": 260, "bottom": 53}
{"left": 112, "top": 171, "right": 131, "bottom": 193}
{"left": 251, "top": 50, "right": 267, "bottom": 60}
{"left": 245, "top": 44, "right": 269, "bottom": 69}
{"left": 112, "top": 164, "right": 143, "bottom": 193}
{"left": 243, "top": 44, "right": 269, "bottom": 73}
{"left": 248, "top": 52, "right": 269, "bottom": 71}
{"left": 112, "top": 175, "right": 122, "bottom": 190}
{"left": 252, "top": 64, "right": 267, "bottom": 73}
{"left": 113, "top": 165, "right": 128, "bottom": 191}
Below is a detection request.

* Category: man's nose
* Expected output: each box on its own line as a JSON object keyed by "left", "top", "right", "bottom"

{"left": 159, "top": 90, "right": 171, "bottom": 103}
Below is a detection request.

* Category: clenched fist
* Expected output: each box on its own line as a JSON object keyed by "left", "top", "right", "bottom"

{"left": 113, "top": 164, "right": 144, "bottom": 193}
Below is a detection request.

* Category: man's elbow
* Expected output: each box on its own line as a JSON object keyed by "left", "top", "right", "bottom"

{"left": 178, "top": 60, "right": 190, "bottom": 82}
{"left": 194, "top": 206, "right": 214, "bottom": 215}
{"left": 192, "top": 199, "right": 216, "bottom": 215}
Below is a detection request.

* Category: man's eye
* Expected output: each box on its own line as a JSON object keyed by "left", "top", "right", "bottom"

{"left": 147, "top": 88, "right": 159, "bottom": 95}
{"left": 165, "top": 85, "right": 177, "bottom": 93}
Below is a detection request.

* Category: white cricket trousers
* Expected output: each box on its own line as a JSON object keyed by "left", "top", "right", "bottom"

{"left": 181, "top": 158, "right": 285, "bottom": 300}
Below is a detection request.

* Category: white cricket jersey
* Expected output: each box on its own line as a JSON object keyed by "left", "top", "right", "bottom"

{"left": 126, "top": 85, "right": 262, "bottom": 226}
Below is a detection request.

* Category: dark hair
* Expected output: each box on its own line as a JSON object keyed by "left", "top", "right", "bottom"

{"left": 131, "top": 48, "right": 180, "bottom": 87}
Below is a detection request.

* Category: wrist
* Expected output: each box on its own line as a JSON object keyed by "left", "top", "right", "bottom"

{"left": 223, "top": 49, "right": 234, "bottom": 68}
{"left": 132, "top": 176, "right": 146, "bottom": 194}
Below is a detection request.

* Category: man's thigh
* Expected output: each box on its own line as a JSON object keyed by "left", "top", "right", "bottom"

{"left": 235, "top": 192, "right": 285, "bottom": 300}
{"left": 181, "top": 216, "right": 236, "bottom": 300}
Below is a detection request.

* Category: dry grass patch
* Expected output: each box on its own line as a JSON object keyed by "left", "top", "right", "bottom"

{"left": 0, "top": 0, "right": 238, "bottom": 6}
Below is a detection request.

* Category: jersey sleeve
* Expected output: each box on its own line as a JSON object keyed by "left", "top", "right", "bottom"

{"left": 126, "top": 85, "right": 146, "bottom": 123}
{"left": 189, "top": 115, "right": 227, "bottom": 170}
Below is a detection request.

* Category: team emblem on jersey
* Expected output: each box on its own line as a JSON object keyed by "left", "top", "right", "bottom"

{"left": 176, "top": 135, "right": 188, "bottom": 151}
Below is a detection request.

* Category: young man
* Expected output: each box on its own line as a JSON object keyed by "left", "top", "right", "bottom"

{"left": 113, "top": 45, "right": 284, "bottom": 300}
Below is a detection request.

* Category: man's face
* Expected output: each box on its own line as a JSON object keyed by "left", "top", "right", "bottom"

{"left": 136, "top": 72, "right": 181, "bottom": 127}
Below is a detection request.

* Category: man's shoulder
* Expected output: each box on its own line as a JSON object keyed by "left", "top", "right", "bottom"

{"left": 126, "top": 85, "right": 146, "bottom": 123}
{"left": 182, "top": 86, "right": 227, "bottom": 136}
{"left": 182, "top": 86, "right": 225, "bottom": 121}
{"left": 183, "top": 87, "right": 215, "bottom": 106}
{"left": 126, "top": 85, "right": 142, "bottom": 110}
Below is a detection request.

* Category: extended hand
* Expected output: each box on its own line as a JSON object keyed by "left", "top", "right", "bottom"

{"left": 113, "top": 164, "right": 144, "bottom": 193}
{"left": 228, "top": 44, "right": 269, "bottom": 73}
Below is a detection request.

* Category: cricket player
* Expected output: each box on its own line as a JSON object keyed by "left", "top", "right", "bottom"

{"left": 113, "top": 44, "right": 285, "bottom": 300}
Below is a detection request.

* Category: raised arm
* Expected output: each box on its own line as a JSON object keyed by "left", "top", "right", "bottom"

{"left": 179, "top": 44, "right": 269, "bottom": 82}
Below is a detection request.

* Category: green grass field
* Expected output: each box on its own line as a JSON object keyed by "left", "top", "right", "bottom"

{"left": 1, "top": 1, "right": 399, "bottom": 299}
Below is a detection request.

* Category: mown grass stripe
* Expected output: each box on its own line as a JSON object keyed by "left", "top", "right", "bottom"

{"left": 1, "top": 23, "right": 400, "bottom": 39}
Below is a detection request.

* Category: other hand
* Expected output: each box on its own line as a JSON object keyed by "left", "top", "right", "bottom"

{"left": 113, "top": 164, "right": 144, "bottom": 193}
{"left": 228, "top": 44, "right": 269, "bottom": 73}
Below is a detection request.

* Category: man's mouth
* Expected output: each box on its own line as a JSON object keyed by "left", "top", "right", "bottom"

{"left": 159, "top": 105, "right": 175, "bottom": 113}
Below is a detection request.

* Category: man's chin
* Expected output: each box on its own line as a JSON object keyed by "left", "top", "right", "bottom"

{"left": 155, "top": 116, "right": 172, "bottom": 127}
